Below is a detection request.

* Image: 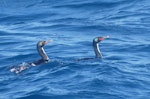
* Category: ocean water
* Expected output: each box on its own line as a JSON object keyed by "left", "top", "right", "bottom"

{"left": 0, "top": 0, "right": 150, "bottom": 99}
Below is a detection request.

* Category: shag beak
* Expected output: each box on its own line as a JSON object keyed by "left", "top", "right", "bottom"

{"left": 98, "top": 36, "right": 109, "bottom": 42}
{"left": 103, "top": 35, "right": 109, "bottom": 39}
{"left": 45, "top": 39, "right": 53, "bottom": 44}
{"left": 42, "top": 40, "right": 53, "bottom": 46}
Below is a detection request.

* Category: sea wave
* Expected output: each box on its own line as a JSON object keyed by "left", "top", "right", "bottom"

{"left": 0, "top": 0, "right": 150, "bottom": 99}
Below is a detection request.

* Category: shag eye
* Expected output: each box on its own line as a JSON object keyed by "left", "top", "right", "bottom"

{"left": 94, "top": 38, "right": 98, "bottom": 42}
{"left": 39, "top": 42, "right": 43, "bottom": 46}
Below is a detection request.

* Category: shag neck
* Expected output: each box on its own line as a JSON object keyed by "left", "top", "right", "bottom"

{"left": 93, "top": 40, "right": 102, "bottom": 58}
{"left": 37, "top": 42, "right": 49, "bottom": 61}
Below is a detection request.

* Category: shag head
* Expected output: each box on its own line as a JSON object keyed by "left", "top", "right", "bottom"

{"left": 37, "top": 40, "right": 53, "bottom": 47}
{"left": 37, "top": 41, "right": 46, "bottom": 47}
{"left": 93, "top": 36, "right": 109, "bottom": 43}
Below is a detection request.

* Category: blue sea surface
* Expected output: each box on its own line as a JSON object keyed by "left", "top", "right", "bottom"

{"left": 0, "top": 0, "right": 150, "bottom": 99}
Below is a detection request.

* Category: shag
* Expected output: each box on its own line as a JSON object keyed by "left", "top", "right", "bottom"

{"left": 10, "top": 40, "right": 52, "bottom": 73}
